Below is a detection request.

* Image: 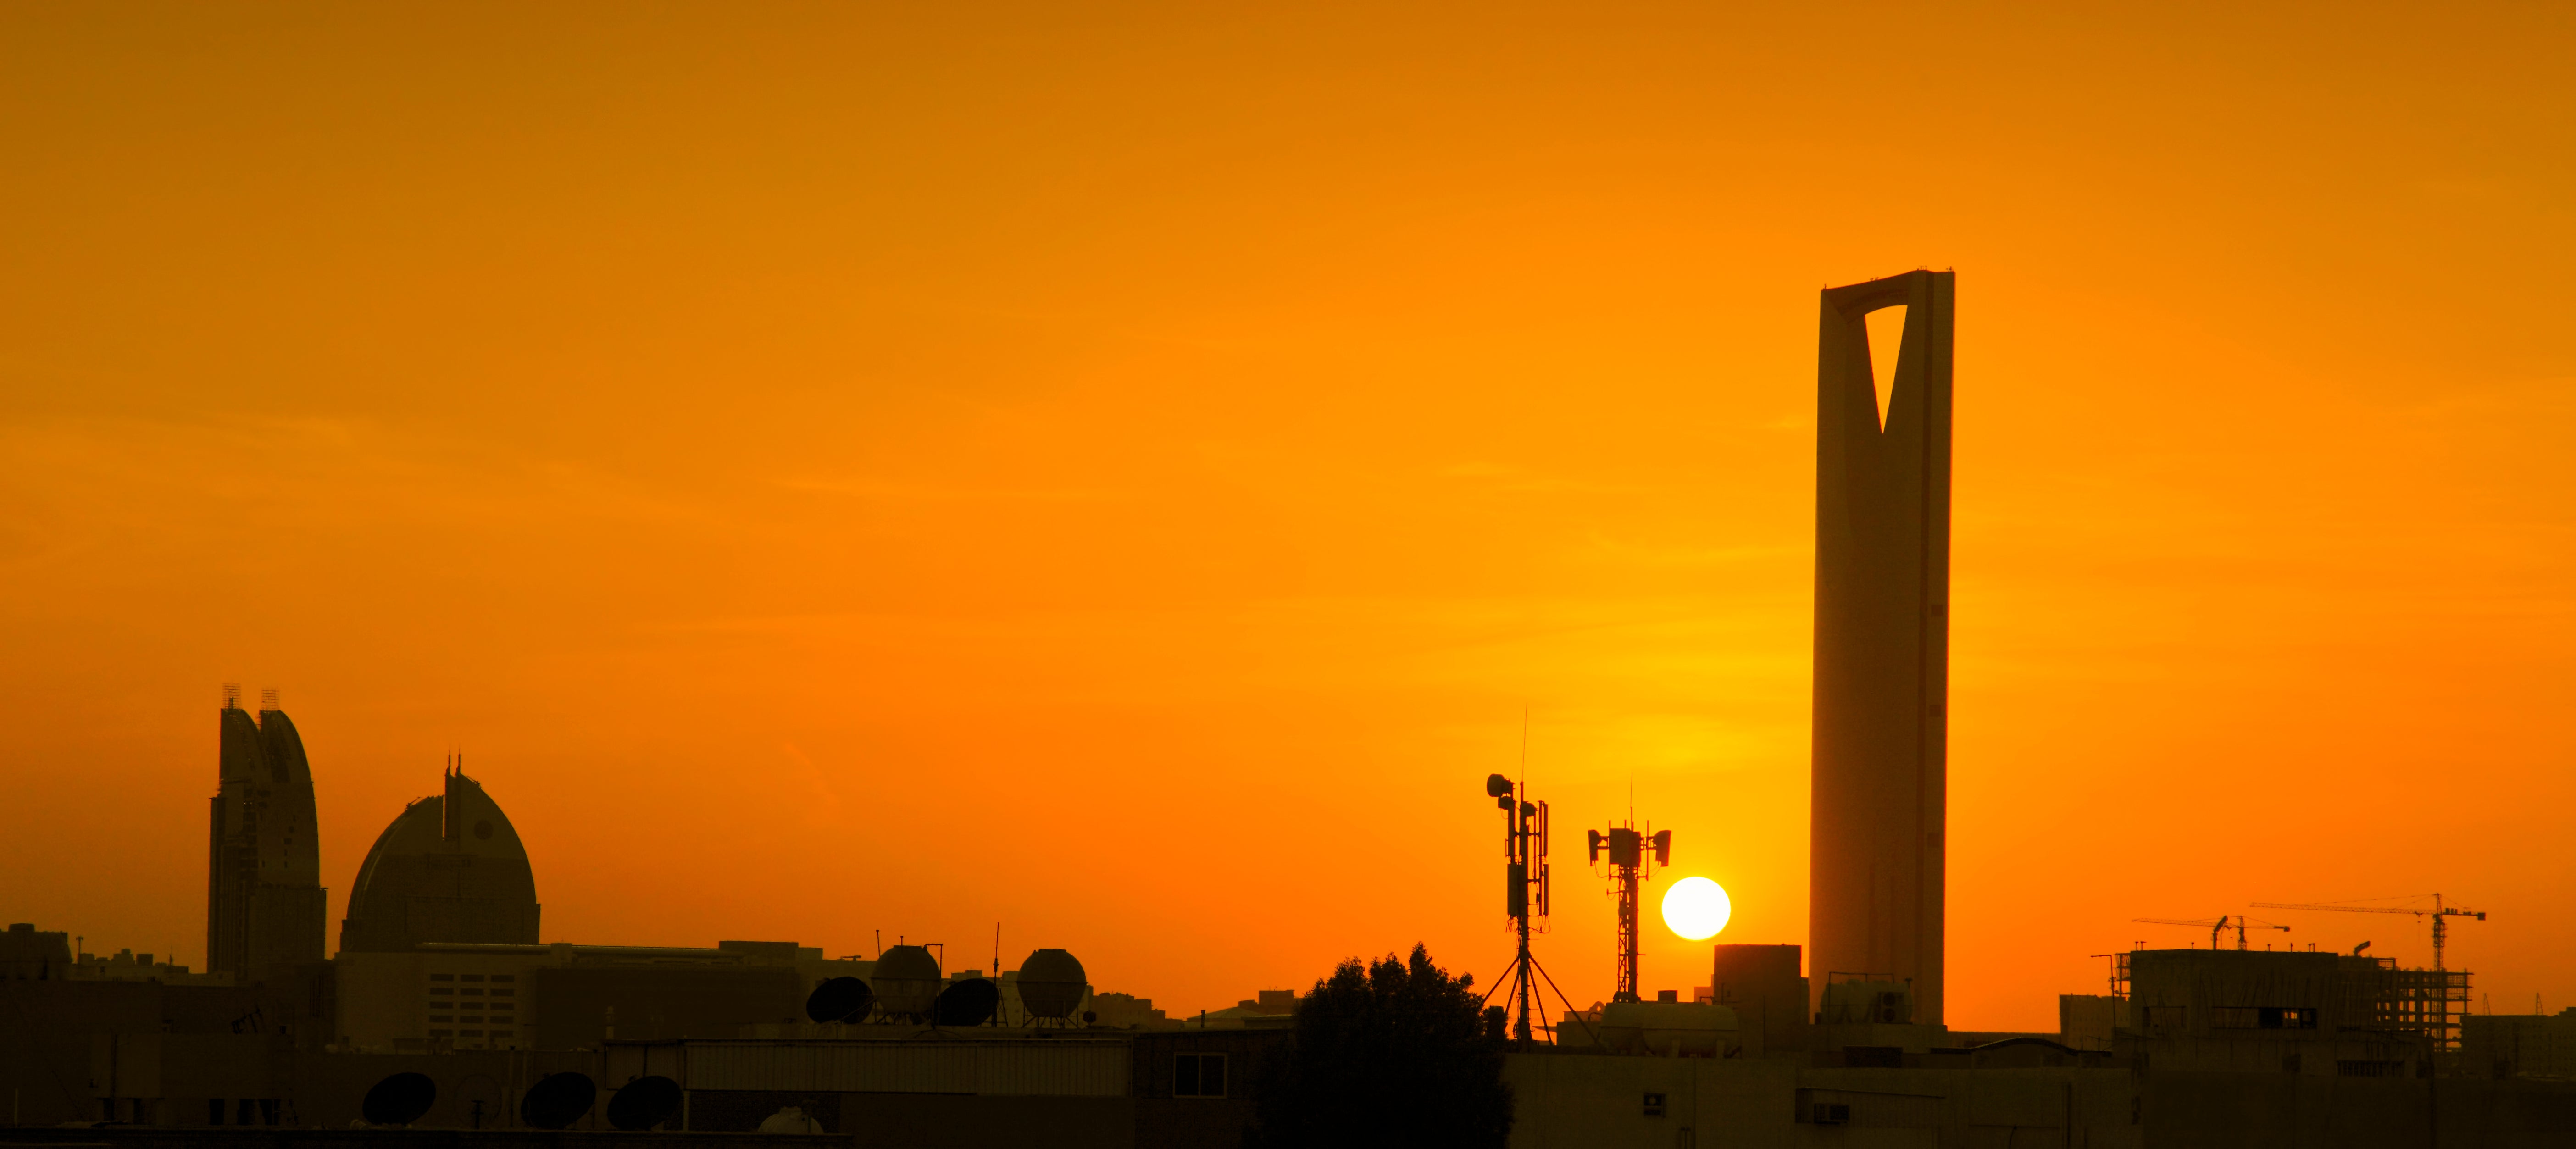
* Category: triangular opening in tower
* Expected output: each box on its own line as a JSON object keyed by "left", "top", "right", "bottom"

{"left": 1864, "top": 304, "right": 1907, "bottom": 432}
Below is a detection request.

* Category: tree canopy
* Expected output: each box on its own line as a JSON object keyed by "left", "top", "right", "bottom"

{"left": 1252, "top": 943, "right": 1512, "bottom": 1149}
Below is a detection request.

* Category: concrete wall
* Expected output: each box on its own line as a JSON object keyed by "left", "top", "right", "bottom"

{"left": 1505, "top": 1050, "right": 2576, "bottom": 1149}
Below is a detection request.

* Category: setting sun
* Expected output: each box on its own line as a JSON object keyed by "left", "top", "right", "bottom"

{"left": 1660, "top": 876, "right": 1732, "bottom": 942}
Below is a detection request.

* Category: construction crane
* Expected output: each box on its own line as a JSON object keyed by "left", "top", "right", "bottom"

{"left": 2132, "top": 915, "right": 2289, "bottom": 951}
{"left": 2251, "top": 895, "right": 2485, "bottom": 971}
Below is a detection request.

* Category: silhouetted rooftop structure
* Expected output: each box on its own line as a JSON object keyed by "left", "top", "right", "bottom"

{"left": 339, "top": 763, "right": 541, "bottom": 954}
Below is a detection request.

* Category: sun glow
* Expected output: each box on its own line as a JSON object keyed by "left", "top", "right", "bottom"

{"left": 1661, "top": 876, "right": 1732, "bottom": 941}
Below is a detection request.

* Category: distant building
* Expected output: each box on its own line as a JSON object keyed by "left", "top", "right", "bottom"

{"left": 1810, "top": 270, "right": 1954, "bottom": 1027}
{"left": 205, "top": 699, "right": 326, "bottom": 982}
{"left": 1088, "top": 991, "right": 1174, "bottom": 1030}
{"left": 2465, "top": 1010, "right": 2576, "bottom": 1080}
{"left": 69, "top": 948, "right": 220, "bottom": 984}
{"left": 1193, "top": 988, "right": 1299, "bottom": 1026}
{"left": 2121, "top": 948, "right": 2438, "bottom": 1077}
{"left": 336, "top": 939, "right": 825, "bottom": 1052}
{"left": 0, "top": 922, "right": 71, "bottom": 980}
{"left": 338, "top": 764, "right": 541, "bottom": 953}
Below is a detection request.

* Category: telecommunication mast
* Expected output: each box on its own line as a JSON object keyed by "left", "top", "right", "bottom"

{"left": 1487, "top": 772, "right": 1549, "bottom": 1046}
{"left": 1589, "top": 819, "right": 1669, "bottom": 1003}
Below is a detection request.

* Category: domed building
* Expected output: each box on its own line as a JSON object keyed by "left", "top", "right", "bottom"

{"left": 338, "top": 763, "right": 540, "bottom": 952}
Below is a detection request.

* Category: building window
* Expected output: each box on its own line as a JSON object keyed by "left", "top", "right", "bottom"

{"left": 491, "top": 974, "right": 515, "bottom": 983}
{"left": 428, "top": 1030, "right": 454, "bottom": 1038}
{"left": 430, "top": 988, "right": 453, "bottom": 996}
{"left": 2211, "top": 1006, "right": 2320, "bottom": 1030}
{"left": 208, "top": 1099, "right": 226, "bottom": 1126}
{"left": 461, "top": 988, "right": 483, "bottom": 996}
{"left": 429, "top": 974, "right": 453, "bottom": 982}
{"left": 461, "top": 974, "right": 484, "bottom": 982}
{"left": 490, "top": 988, "right": 516, "bottom": 997}
{"left": 1173, "top": 1053, "right": 1228, "bottom": 1098}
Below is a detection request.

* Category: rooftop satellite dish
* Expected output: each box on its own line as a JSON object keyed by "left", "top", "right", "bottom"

{"left": 1017, "top": 949, "right": 1088, "bottom": 1020}
{"left": 361, "top": 1072, "right": 436, "bottom": 1127}
{"left": 519, "top": 1071, "right": 596, "bottom": 1130}
{"left": 872, "top": 945, "right": 941, "bottom": 1021}
{"left": 805, "top": 976, "right": 874, "bottom": 1023}
{"left": 606, "top": 1076, "right": 684, "bottom": 1132}
{"left": 935, "top": 977, "right": 1001, "bottom": 1027}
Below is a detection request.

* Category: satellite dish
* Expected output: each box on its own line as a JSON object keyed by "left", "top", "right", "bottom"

{"left": 935, "top": 977, "right": 1001, "bottom": 1027}
{"left": 361, "top": 1072, "right": 436, "bottom": 1127}
{"left": 872, "top": 945, "right": 942, "bottom": 1021}
{"left": 605, "top": 1076, "right": 684, "bottom": 1132}
{"left": 1017, "top": 949, "right": 1087, "bottom": 1020}
{"left": 805, "top": 976, "right": 874, "bottom": 1023}
{"left": 519, "top": 1071, "right": 596, "bottom": 1130}
{"left": 757, "top": 1106, "right": 825, "bottom": 1134}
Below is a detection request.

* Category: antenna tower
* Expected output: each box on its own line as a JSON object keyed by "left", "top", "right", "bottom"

{"left": 1588, "top": 816, "right": 1669, "bottom": 1002}
{"left": 1484, "top": 772, "right": 1552, "bottom": 1047}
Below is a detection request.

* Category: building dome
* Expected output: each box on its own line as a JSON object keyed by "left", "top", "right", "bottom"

{"left": 338, "top": 764, "right": 540, "bottom": 952}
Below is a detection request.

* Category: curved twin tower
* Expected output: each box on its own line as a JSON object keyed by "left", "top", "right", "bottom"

{"left": 207, "top": 699, "right": 328, "bottom": 980}
{"left": 1810, "top": 270, "right": 1953, "bottom": 1027}
{"left": 207, "top": 696, "right": 541, "bottom": 981}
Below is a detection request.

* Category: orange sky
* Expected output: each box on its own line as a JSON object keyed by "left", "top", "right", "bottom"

{"left": 3, "top": 3, "right": 2572, "bottom": 1031}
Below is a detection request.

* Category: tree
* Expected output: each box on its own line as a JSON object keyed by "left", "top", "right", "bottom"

{"left": 1251, "top": 944, "right": 1513, "bottom": 1149}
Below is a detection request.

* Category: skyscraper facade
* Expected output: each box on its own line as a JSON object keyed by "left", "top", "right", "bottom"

{"left": 205, "top": 695, "right": 328, "bottom": 981}
{"left": 1810, "top": 270, "right": 1953, "bottom": 1027}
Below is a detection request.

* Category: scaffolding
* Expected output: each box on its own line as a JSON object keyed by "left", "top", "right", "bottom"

{"left": 2350, "top": 960, "right": 2472, "bottom": 1053}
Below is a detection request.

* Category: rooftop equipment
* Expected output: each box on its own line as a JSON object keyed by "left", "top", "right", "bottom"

{"left": 519, "top": 1072, "right": 596, "bottom": 1131}
{"left": 360, "top": 1073, "right": 436, "bottom": 1127}
{"left": 606, "top": 1076, "right": 683, "bottom": 1132}
{"left": 1017, "top": 949, "right": 1088, "bottom": 1022}
{"left": 935, "top": 977, "right": 1001, "bottom": 1027}
{"left": 1596, "top": 999, "right": 1739, "bottom": 1057}
{"left": 873, "top": 945, "right": 943, "bottom": 1021}
{"left": 805, "top": 975, "right": 874, "bottom": 1023}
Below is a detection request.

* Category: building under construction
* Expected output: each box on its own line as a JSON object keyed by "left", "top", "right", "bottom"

{"left": 2060, "top": 948, "right": 2471, "bottom": 1074}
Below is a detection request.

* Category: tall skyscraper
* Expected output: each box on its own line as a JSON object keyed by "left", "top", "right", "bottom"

{"left": 1810, "top": 270, "right": 1953, "bottom": 1027}
{"left": 205, "top": 692, "right": 328, "bottom": 981}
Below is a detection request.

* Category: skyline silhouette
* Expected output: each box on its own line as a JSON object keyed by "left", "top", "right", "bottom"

{"left": 3, "top": 4, "right": 2572, "bottom": 1033}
